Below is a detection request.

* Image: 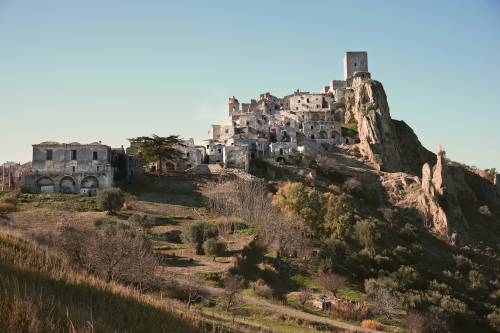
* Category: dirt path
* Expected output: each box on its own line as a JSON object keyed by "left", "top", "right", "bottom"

{"left": 199, "top": 284, "right": 382, "bottom": 333}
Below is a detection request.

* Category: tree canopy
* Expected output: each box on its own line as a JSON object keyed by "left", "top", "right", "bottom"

{"left": 128, "top": 134, "right": 184, "bottom": 175}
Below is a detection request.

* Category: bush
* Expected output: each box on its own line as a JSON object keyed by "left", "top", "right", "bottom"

{"left": 468, "top": 270, "right": 485, "bottom": 289}
{"left": 184, "top": 222, "right": 219, "bottom": 255}
{"left": 361, "top": 319, "right": 383, "bottom": 330}
{"left": 453, "top": 254, "right": 472, "bottom": 274}
{"left": 96, "top": 188, "right": 125, "bottom": 214}
{"left": 203, "top": 238, "right": 226, "bottom": 261}
{"left": 487, "top": 308, "right": 500, "bottom": 331}
{"left": 250, "top": 279, "right": 274, "bottom": 299}
{"left": 400, "top": 223, "right": 418, "bottom": 241}
{"left": 129, "top": 214, "right": 156, "bottom": 228}
{"left": 354, "top": 218, "right": 380, "bottom": 254}
{"left": 478, "top": 205, "right": 492, "bottom": 216}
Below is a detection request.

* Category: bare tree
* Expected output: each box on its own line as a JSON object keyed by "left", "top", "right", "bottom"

{"left": 58, "top": 225, "right": 158, "bottom": 290}
{"left": 372, "top": 287, "right": 401, "bottom": 319}
{"left": 298, "top": 287, "right": 312, "bottom": 309}
{"left": 203, "top": 179, "right": 308, "bottom": 258}
{"left": 222, "top": 274, "right": 244, "bottom": 312}
{"left": 315, "top": 272, "right": 347, "bottom": 297}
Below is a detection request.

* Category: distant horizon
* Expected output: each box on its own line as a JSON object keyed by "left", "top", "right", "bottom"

{"left": 1, "top": 0, "right": 499, "bottom": 170}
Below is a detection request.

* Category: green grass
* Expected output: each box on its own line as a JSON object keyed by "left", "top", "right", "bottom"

{"left": 337, "top": 288, "right": 364, "bottom": 302}
{"left": 341, "top": 123, "right": 358, "bottom": 132}
{"left": 290, "top": 274, "right": 316, "bottom": 289}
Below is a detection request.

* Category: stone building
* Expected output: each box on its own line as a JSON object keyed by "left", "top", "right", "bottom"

{"left": 196, "top": 51, "right": 370, "bottom": 169}
{"left": 22, "top": 142, "right": 114, "bottom": 195}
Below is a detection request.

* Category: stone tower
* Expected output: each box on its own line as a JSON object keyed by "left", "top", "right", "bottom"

{"left": 343, "top": 51, "right": 368, "bottom": 80}
{"left": 228, "top": 96, "right": 240, "bottom": 115}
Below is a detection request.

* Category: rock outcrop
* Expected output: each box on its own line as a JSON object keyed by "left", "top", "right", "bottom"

{"left": 345, "top": 79, "right": 435, "bottom": 176}
{"left": 419, "top": 149, "right": 467, "bottom": 243}
{"left": 347, "top": 79, "right": 404, "bottom": 172}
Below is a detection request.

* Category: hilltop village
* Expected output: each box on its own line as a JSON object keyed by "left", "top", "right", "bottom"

{"left": 16, "top": 51, "right": 370, "bottom": 194}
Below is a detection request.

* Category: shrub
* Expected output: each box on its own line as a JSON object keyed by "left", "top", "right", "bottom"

{"left": 361, "top": 319, "right": 383, "bottom": 330}
{"left": 129, "top": 214, "right": 156, "bottom": 228}
{"left": 478, "top": 205, "right": 492, "bottom": 216}
{"left": 487, "top": 308, "right": 500, "bottom": 331}
{"left": 184, "top": 222, "right": 219, "bottom": 255}
{"left": 250, "top": 279, "right": 274, "bottom": 299}
{"left": 203, "top": 238, "right": 226, "bottom": 261}
{"left": 468, "top": 270, "right": 485, "bottom": 289}
{"left": 96, "top": 188, "right": 125, "bottom": 214}
{"left": 354, "top": 218, "right": 380, "bottom": 254}
{"left": 400, "top": 223, "right": 418, "bottom": 241}
{"left": 453, "top": 254, "right": 472, "bottom": 273}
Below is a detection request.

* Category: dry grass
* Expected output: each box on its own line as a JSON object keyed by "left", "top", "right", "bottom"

{"left": 0, "top": 231, "right": 227, "bottom": 333}
{"left": 360, "top": 319, "right": 383, "bottom": 330}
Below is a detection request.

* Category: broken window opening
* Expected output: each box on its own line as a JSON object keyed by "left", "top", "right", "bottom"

{"left": 46, "top": 150, "right": 53, "bottom": 161}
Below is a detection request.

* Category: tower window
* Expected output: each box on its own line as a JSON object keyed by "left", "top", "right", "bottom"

{"left": 71, "top": 150, "right": 77, "bottom": 160}
{"left": 354, "top": 62, "right": 357, "bottom": 66}
{"left": 93, "top": 151, "right": 98, "bottom": 160}
{"left": 46, "top": 150, "right": 53, "bottom": 161}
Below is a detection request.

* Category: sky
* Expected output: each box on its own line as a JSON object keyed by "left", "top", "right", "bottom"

{"left": 0, "top": 0, "right": 499, "bottom": 169}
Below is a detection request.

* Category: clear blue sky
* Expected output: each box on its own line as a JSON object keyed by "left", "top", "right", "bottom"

{"left": 1, "top": 0, "right": 499, "bottom": 169}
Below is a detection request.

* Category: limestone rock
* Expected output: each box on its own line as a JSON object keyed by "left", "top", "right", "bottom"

{"left": 345, "top": 79, "right": 435, "bottom": 176}
{"left": 348, "top": 80, "right": 403, "bottom": 172}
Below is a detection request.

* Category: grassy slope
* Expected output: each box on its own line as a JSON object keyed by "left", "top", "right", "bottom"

{"left": 0, "top": 232, "right": 216, "bottom": 333}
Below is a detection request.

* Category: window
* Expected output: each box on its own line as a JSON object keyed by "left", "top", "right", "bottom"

{"left": 186, "top": 152, "right": 190, "bottom": 157}
{"left": 218, "top": 148, "right": 221, "bottom": 153}
{"left": 246, "top": 121, "right": 249, "bottom": 126}
{"left": 225, "top": 129, "right": 229, "bottom": 134}
{"left": 71, "top": 150, "right": 77, "bottom": 160}
{"left": 316, "top": 105, "right": 319, "bottom": 108}
{"left": 354, "top": 62, "right": 357, "bottom": 67}
{"left": 46, "top": 150, "right": 53, "bottom": 161}
{"left": 72, "top": 166, "right": 76, "bottom": 172}
{"left": 93, "top": 151, "right": 98, "bottom": 160}
{"left": 310, "top": 125, "right": 314, "bottom": 129}
{"left": 306, "top": 98, "right": 309, "bottom": 103}
{"left": 207, "top": 145, "right": 210, "bottom": 149}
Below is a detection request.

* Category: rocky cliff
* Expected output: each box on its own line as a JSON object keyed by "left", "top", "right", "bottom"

{"left": 346, "top": 79, "right": 499, "bottom": 244}
{"left": 345, "top": 79, "right": 435, "bottom": 176}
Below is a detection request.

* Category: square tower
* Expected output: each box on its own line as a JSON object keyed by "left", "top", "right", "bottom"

{"left": 343, "top": 51, "right": 368, "bottom": 80}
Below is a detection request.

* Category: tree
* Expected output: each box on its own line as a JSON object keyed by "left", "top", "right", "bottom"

{"left": 323, "top": 193, "right": 355, "bottom": 240}
{"left": 315, "top": 272, "right": 347, "bottom": 297}
{"left": 128, "top": 134, "right": 184, "bottom": 176}
{"left": 223, "top": 275, "right": 244, "bottom": 313}
{"left": 298, "top": 287, "right": 312, "bottom": 309}
{"left": 203, "top": 238, "right": 226, "bottom": 261}
{"left": 96, "top": 188, "right": 125, "bottom": 214}
{"left": 273, "top": 182, "right": 325, "bottom": 238}
{"left": 354, "top": 218, "right": 380, "bottom": 254}
{"left": 184, "top": 222, "right": 218, "bottom": 255}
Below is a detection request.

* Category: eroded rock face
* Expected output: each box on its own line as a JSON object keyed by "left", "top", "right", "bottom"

{"left": 346, "top": 80, "right": 434, "bottom": 176}
{"left": 348, "top": 80, "right": 403, "bottom": 172}
{"left": 419, "top": 150, "right": 467, "bottom": 243}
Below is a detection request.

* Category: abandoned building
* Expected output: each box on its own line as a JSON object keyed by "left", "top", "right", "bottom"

{"left": 22, "top": 142, "right": 119, "bottom": 195}
{"left": 197, "top": 51, "right": 368, "bottom": 170}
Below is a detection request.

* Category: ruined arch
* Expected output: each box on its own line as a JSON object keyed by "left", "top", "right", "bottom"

{"left": 37, "top": 177, "right": 55, "bottom": 193}
{"left": 60, "top": 176, "right": 76, "bottom": 194}
{"left": 81, "top": 176, "right": 99, "bottom": 189}
{"left": 165, "top": 161, "right": 176, "bottom": 172}
{"left": 319, "top": 130, "right": 328, "bottom": 139}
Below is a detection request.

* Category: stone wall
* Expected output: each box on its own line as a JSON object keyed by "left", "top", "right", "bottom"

{"left": 223, "top": 145, "right": 249, "bottom": 170}
{"left": 343, "top": 51, "right": 368, "bottom": 80}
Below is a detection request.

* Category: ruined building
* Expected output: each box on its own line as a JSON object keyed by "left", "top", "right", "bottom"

{"left": 200, "top": 51, "right": 369, "bottom": 170}
{"left": 22, "top": 142, "right": 117, "bottom": 194}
